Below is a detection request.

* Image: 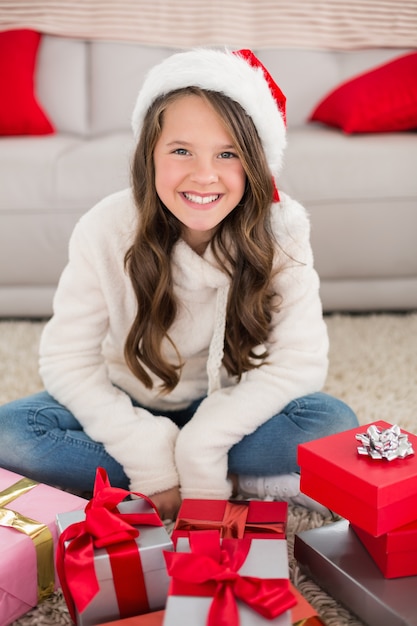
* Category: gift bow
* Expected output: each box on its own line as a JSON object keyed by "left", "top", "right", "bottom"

{"left": 56, "top": 467, "right": 163, "bottom": 621}
{"left": 175, "top": 500, "right": 285, "bottom": 539}
{"left": 165, "top": 530, "right": 296, "bottom": 626}
{"left": 356, "top": 424, "right": 414, "bottom": 460}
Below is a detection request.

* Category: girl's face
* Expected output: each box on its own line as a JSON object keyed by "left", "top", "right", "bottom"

{"left": 153, "top": 94, "right": 246, "bottom": 254}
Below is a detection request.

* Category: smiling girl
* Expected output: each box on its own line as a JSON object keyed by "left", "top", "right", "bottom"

{"left": 0, "top": 49, "right": 358, "bottom": 519}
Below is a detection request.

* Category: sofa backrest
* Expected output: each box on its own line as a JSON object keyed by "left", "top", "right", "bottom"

{"left": 36, "top": 37, "right": 180, "bottom": 137}
{"left": 36, "top": 35, "right": 413, "bottom": 135}
{"left": 37, "top": 36, "right": 89, "bottom": 134}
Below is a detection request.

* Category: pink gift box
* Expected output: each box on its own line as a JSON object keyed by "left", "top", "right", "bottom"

{"left": 0, "top": 468, "right": 87, "bottom": 626}
{"left": 298, "top": 420, "right": 417, "bottom": 536}
{"left": 351, "top": 519, "right": 417, "bottom": 578}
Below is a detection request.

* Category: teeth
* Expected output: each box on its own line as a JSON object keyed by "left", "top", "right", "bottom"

{"left": 184, "top": 193, "right": 220, "bottom": 205}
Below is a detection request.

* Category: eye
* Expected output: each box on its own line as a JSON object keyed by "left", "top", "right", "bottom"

{"left": 219, "top": 151, "right": 237, "bottom": 159}
{"left": 173, "top": 148, "right": 190, "bottom": 156}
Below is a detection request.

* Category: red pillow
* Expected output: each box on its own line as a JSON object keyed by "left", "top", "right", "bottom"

{"left": 0, "top": 29, "right": 54, "bottom": 136}
{"left": 309, "top": 52, "right": 417, "bottom": 134}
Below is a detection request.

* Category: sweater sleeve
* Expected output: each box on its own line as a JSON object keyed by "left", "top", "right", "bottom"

{"left": 175, "top": 195, "right": 329, "bottom": 499}
{"left": 39, "top": 196, "right": 180, "bottom": 496}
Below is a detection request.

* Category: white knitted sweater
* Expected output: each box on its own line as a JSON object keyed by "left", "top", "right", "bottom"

{"left": 39, "top": 188, "right": 328, "bottom": 498}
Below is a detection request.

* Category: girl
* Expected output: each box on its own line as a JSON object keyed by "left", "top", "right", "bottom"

{"left": 0, "top": 49, "right": 358, "bottom": 520}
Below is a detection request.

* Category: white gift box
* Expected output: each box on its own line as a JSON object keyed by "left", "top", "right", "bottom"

{"left": 163, "top": 536, "right": 292, "bottom": 626}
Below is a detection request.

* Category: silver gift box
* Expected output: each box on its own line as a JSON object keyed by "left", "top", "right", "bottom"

{"left": 57, "top": 500, "right": 173, "bottom": 626}
{"left": 294, "top": 519, "right": 417, "bottom": 626}
{"left": 163, "top": 537, "right": 292, "bottom": 626}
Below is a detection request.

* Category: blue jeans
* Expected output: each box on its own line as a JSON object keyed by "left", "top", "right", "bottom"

{"left": 0, "top": 390, "right": 358, "bottom": 492}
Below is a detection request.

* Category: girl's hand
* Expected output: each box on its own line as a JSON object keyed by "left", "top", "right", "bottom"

{"left": 150, "top": 486, "right": 182, "bottom": 521}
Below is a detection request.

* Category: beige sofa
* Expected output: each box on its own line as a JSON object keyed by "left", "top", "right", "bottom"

{"left": 1, "top": 35, "right": 416, "bottom": 317}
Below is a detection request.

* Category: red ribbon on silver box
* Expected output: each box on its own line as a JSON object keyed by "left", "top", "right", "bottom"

{"left": 56, "top": 467, "right": 163, "bottom": 622}
{"left": 164, "top": 529, "right": 296, "bottom": 626}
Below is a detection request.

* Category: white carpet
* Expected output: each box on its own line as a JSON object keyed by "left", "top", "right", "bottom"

{"left": 1, "top": 312, "right": 416, "bottom": 626}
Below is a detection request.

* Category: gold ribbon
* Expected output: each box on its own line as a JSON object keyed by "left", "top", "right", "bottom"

{"left": 0, "top": 477, "right": 55, "bottom": 602}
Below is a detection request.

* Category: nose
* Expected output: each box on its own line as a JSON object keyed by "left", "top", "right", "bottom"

{"left": 190, "top": 157, "right": 219, "bottom": 185}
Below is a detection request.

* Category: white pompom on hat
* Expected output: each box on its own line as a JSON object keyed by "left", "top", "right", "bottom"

{"left": 131, "top": 48, "right": 286, "bottom": 202}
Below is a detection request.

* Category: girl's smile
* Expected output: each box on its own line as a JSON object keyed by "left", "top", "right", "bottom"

{"left": 153, "top": 94, "right": 246, "bottom": 253}
{"left": 181, "top": 192, "right": 222, "bottom": 207}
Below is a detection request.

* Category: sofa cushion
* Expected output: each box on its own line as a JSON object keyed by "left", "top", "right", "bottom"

{"left": 257, "top": 48, "right": 413, "bottom": 128}
{"left": 0, "top": 134, "right": 133, "bottom": 212}
{"left": 257, "top": 49, "right": 339, "bottom": 127}
{"left": 90, "top": 42, "right": 174, "bottom": 135}
{"left": 0, "top": 29, "right": 54, "bottom": 136}
{"left": 0, "top": 135, "right": 82, "bottom": 210}
{"left": 279, "top": 126, "right": 417, "bottom": 281}
{"left": 309, "top": 51, "right": 417, "bottom": 133}
{"left": 55, "top": 133, "right": 134, "bottom": 207}
{"left": 279, "top": 126, "right": 417, "bottom": 202}
{"left": 37, "top": 35, "right": 89, "bottom": 135}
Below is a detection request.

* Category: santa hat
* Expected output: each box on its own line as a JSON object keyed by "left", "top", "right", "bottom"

{"left": 131, "top": 48, "right": 286, "bottom": 202}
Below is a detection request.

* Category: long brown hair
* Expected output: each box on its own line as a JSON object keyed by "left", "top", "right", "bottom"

{"left": 124, "top": 87, "right": 280, "bottom": 393}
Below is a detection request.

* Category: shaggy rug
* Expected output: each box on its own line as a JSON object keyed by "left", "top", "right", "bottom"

{"left": 1, "top": 312, "right": 417, "bottom": 626}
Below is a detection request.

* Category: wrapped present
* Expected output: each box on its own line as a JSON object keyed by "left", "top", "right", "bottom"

{"left": 56, "top": 467, "right": 173, "bottom": 626}
{"left": 172, "top": 498, "right": 287, "bottom": 546}
{"left": 297, "top": 420, "right": 417, "bottom": 536}
{"left": 163, "top": 530, "right": 296, "bottom": 626}
{"left": 294, "top": 519, "right": 417, "bottom": 626}
{"left": 351, "top": 519, "right": 417, "bottom": 579}
{"left": 0, "top": 467, "right": 87, "bottom": 626}
{"left": 98, "top": 584, "right": 324, "bottom": 626}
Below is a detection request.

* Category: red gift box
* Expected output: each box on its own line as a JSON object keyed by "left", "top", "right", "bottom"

{"left": 351, "top": 519, "right": 417, "bottom": 578}
{"left": 172, "top": 499, "right": 287, "bottom": 546}
{"left": 298, "top": 420, "right": 417, "bottom": 536}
